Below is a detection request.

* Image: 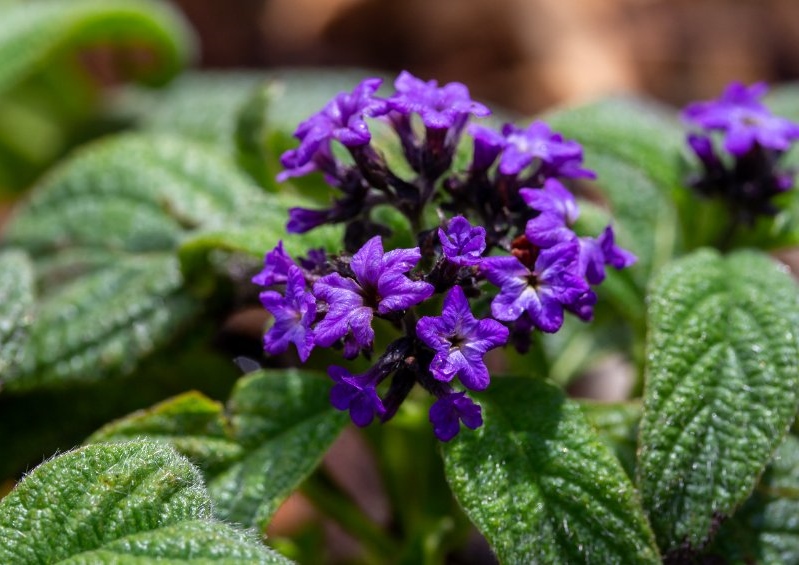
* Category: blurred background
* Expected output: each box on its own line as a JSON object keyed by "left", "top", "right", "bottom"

{"left": 174, "top": 0, "right": 799, "bottom": 113}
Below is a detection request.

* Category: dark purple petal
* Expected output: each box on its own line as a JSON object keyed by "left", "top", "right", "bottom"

{"left": 599, "top": 225, "right": 637, "bottom": 270}
{"left": 429, "top": 392, "right": 483, "bottom": 442}
{"left": 497, "top": 121, "right": 592, "bottom": 179}
{"left": 439, "top": 216, "right": 487, "bottom": 266}
{"left": 520, "top": 179, "right": 579, "bottom": 224}
{"left": 252, "top": 241, "right": 296, "bottom": 287}
{"left": 418, "top": 286, "right": 508, "bottom": 390}
{"left": 260, "top": 266, "right": 316, "bottom": 361}
{"left": 287, "top": 207, "right": 330, "bottom": 234}
{"left": 577, "top": 236, "right": 606, "bottom": 285}
{"left": 468, "top": 124, "right": 506, "bottom": 171}
{"left": 313, "top": 273, "right": 372, "bottom": 347}
{"left": 328, "top": 366, "right": 386, "bottom": 426}
{"left": 376, "top": 275, "right": 434, "bottom": 314}
{"left": 349, "top": 235, "right": 386, "bottom": 287}
{"left": 525, "top": 212, "right": 577, "bottom": 249}
{"left": 566, "top": 290, "right": 597, "bottom": 322}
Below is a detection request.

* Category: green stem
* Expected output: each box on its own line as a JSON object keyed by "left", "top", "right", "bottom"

{"left": 301, "top": 472, "right": 400, "bottom": 562}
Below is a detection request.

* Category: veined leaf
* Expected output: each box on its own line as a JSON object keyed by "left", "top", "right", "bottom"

{"left": 89, "top": 369, "right": 348, "bottom": 529}
{"left": 638, "top": 249, "right": 799, "bottom": 552}
{"left": 442, "top": 377, "right": 660, "bottom": 564}
{"left": 0, "top": 250, "right": 33, "bottom": 381}
{"left": 580, "top": 400, "right": 641, "bottom": 480}
{"left": 0, "top": 441, "right": 290, "bottom": 563}
{"left": 709, "top": 434, "right": 799, "bottom": 564}
{"left": 2, "top": 134, "right": 266, "bottom": 390}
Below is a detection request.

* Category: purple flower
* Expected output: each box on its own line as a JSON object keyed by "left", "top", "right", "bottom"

{"left": 387, "top": 71, "right": 490, "bottom": 130}
{"left": 565, "top": 290, "right": 597, "bottom": 322}
{"left": 683, "top": 81, "right": 799, "bottom": 156}
{"left": 252, "top": 241, "right": 296, "bottom": 287}
{"left": 278, "top": 78, "right": 390, "bottom": 179}
{"left": 313, "top": 236, "right": 434, "bottom": 354}
{"left": 482, "top": 241, "right": 588, "bottom": 332}
{"left": 577, "top": 226, "right": 636, "bottom": 285}
{"left": 438, "top": 216, "right": 486, "bottom": 266}
{"left": 468, "top": 124, "right": 506, "bottom": 171}
{"left": 287, "top": 207, "right": 330, "bottom": 234}
{"left": 521, "top": 179, "right": 580, "bottom": 247}
{"left": 429, "top": 392, "right": 483, "bottom": 442}
{"left": 417, "top": 286, "right": 508, "bottom": 391}
{"left": 329, "top": 365, "right": 386, "bottom": 426}
{"left": 497, "top": 121, "right": 596, "bottom": 179}
{"left": 259, "top": 266, "right": 316, "bottom": 362}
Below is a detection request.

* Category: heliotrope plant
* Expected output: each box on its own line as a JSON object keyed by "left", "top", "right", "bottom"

{"left": 253, "top": 71, "right": 636, "bottom": 441}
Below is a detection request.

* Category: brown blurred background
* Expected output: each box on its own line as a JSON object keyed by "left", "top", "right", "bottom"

{"left": 172, "top": 0, "right": 799, "bottom": 113}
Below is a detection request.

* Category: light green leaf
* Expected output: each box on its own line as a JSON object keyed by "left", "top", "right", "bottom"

{"left": 0, "top": 249, "right": 34, "bottom": 380}
{"left": 87, "top": 391, "right": 245, "bottom": 474}
{"left": 3, "top": 133, "right": 266, "bottom": 390}
{"left": 709, "top": 434, "right": 799, "bottom": 564}
{"left": 0, "top": 441, "right": 290, "bottom": 563}
{"left": 442, "top": 377, "right": 660, "bottom": 564}
{"left": 638, "top": 249, "right": 799, "bottom": 552}
{"left": 580, "top": 400, "right": 641, "bottom": 480}
{"left": 89, "top": 370, "right": 348, "bottom": 530}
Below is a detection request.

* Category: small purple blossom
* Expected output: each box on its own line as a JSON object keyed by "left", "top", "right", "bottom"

{"left": 577, "top": 226, "right": 636, "bottom": 285}
{"left": 287, "top": 207, "right": 331, "bottom": 234}
{"left": 329, "top": 365, "right": 386, "bottom": 426}
{"left": 279, "top": 78, "right": 390, "bottom": 179}
{"left": 497, "top": 121, "right": 596, "bottom": 179}
{"left": 482, "top": 241, "right": 588, "bottom": 332}
{"left": 438, "top": 216, "right": 486, "bottom": 266}
{"left": 417, "top": 286, "right": 508, "bottom": 391}
{"left": 521, "top": 179, "right": 580, "bottom": 247}
{"left": 252, "top": 241, "right": 296, "bottom": 287}
{"left": 313, "top": 236, "right": 434, "bottom": 354}
{"left": 429, "top": 392, "right": 483, "bottom": 442}
{"left": 468, "top": 124, "right": 506, "bottom": 171}
{"left": 387, "top": 71, "right": 490, "bottom": 130}
{"left": 259, "top": 266, "right": 316, "bottom": 361}
{"left": 683, "top": 81, "right": 799, "bottom": 156}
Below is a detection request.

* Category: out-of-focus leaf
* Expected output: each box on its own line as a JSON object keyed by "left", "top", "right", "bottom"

{"left": 638, "top": 249, "right": 799, "bottom": 552}
{"left": 0, "top": 250, "right": 34, "bottom": 381}
{"left": 442, "top": 377, "right": 660, "bottom": 564}
{"left": 0, "top": 441, "right": 290, "bottom": 563}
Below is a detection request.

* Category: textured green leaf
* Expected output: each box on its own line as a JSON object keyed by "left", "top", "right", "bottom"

{"left": 709, "top": 434, "right": 799, "bottom": 564}
{"left": 638, "top": 249, "right": 799, "bottom": 552}
{"left": 0, "top": 0, "right": 192, "bottom": 93}
{"left": 547, "top": 98, "right": 683, "bottom": 282}
{"left": 2, "top": 134, "right": 266, "bottom": 390}
{"left": 0, "top": 441, "right": 290, "bottom": 563}
{"left": 0, "top": 250, "right": 34, "bottom": 380}
{"left": 89, "top": 370, "right": 348, "bottom": 530}
{"left": 442, "top": 377, "right": 660, "bottom": 564}
{"left": 87, "top": 391, "right": 245, "bottom": 474}
{"left": 580, "top": 400, "right": 641, "bottom": 480}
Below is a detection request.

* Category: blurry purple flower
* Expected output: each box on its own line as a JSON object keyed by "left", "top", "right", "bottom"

{"left": 429, "top": 391, "right": 483, "bottom": 442}
{"left": 313, "top": 236, "right": 434, "bottom": 353}
{"left": 498, "top": 121, "right": 596, "bottom": 179}
{"left": 279, "top": 78, "right": 390, "bottom": 179}
{"left": 417, "top": 286, "right": 508, "bottom": 391}
{"left": 259, "top": 266, "right": 316, "bottom": 362}
{"left": 299, "top": 248, "right": 328, "bottom": 271}
{"left": 468, "top": 124, "right": 506, "bottom": 171}
{"left": 565, "top": 289, "right": 597, "bottom": 322}
{"left": 521, "top": 179, "right": 580, "bottom": 247}
{"left": 482, "top": 241, "right": 588, "bottom": 332}
{"left": 329, "top": 365, "right": 386, "bottom": 426}
{"left": 387, "top": 71, "right": 490, "bottom": 130}
{"left": 287, "top": 207, "right": 331, "bottom": 234}
{"left": 577, "top": 225, "right": 636, "bottom": 285}
{"left": 439, "top": 216, "right": 487, "bottom": 266}
{"left": 252, "top": 241, "right": 296, "bottom": 287}
{"left": 683, "top": 81, "right": 799, "bottom": 156}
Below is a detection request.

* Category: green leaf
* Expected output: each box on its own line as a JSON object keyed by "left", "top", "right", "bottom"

{"left": 580, "top": 400, "right": 641, "bottom": 480}
{"left": 0, "top": 250, "right": 34, "bottom": 381}
{"left": 3, "top": 133, "right": 265, "bottom": 390}
{"left": 0, "top": 0, "right": 193, "bottom": 191}
{"left": 709, "top": 434, "right": 799, "bottom": 564}
{"left": 442, "top": 377, "right": 660, "bottom": 564}
{"left": 638, "top": 249, "right": 799, "bottom": 552}
{"left": 0, "top": 441, "right": 290, "bottom": 563}
{"left": 547, "top": 98, "right": 684, "bottom": 283}
{"left": 87, "top": 391, "right": 245, "bottom": 475}
{"left": 89, "top": 369, "right": 348, "bottom": 529}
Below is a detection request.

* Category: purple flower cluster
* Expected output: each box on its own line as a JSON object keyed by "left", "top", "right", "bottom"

{"left": 683, "top": 82, "right": 799, "bottom": 224}
{"left": 257, "top": 71, "right": 636, "bottom": 441}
